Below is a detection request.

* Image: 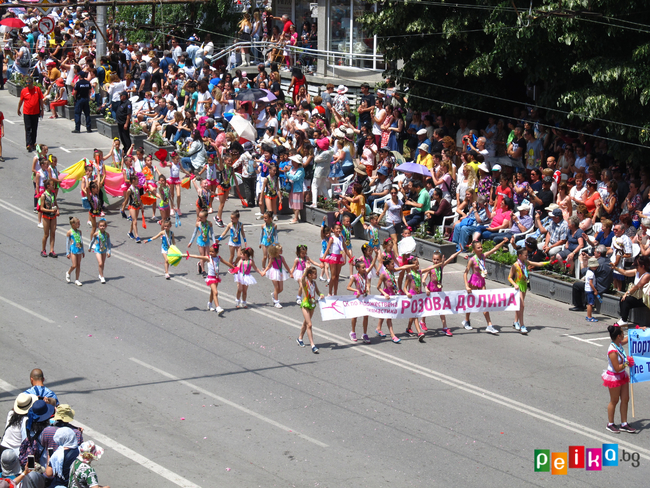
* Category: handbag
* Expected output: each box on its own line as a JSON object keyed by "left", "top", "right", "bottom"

{"left": 642, "top": 281, "right": 650, "bottom": 308}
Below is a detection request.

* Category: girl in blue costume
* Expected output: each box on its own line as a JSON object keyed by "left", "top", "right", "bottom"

{"left": 263, "top": 243, "right": 291, "bottom": 308}
{"left": 65, "top": 217, "right": 85, "bottom": 286}
{"left": 88, "top": 218, "right": 112, "bottom": 284}
{"left": 187, "top": 210, "right": 215, "bottom": 275}
{"left": 219, "top": 210, "right": 246, "bottom": 267}
{"left": 146, "top": 218, "right": 175, "bottom": 279}
{"left": 258, "top": 210, "right": 278, "bottom": 268}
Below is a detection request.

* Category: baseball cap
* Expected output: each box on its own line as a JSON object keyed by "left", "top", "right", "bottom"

{"left": 378, "top": 166, "right": 389, "bottom": 176}
{"left": 542, "top": 175, "right": 553, "bottom": 184}
{"left": 491, "top": 164, "right": 502, "bottom": 172}
{"left": 550, "top": 208, "right": 563, "bottom": 217}
{"left": 417, "top": 128, "right": 427, "bottom": 136}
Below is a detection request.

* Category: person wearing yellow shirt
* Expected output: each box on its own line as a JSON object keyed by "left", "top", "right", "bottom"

{"left": 416, "top": 143, "right": 433, "bottom": 171}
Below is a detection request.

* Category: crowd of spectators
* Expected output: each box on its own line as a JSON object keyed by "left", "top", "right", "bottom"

{"left": 4, "top": 6, "right": 650, "bottom": 317}
{"left": 0, "top": 369, "right": 108, "bottom": 488}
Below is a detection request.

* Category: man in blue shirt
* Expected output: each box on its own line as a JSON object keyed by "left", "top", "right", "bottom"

{"left": 24, "top": 368, "right": 59, "bottom": 406}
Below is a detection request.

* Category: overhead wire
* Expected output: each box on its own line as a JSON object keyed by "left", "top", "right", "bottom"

{"left": 398, "top": 90, "right": 650, "bottom": 150}
{"left": 399, "top": 77, "right": 650, "bottom": 133}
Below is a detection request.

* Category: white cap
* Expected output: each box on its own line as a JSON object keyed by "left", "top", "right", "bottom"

{"left": 491, "top": 164, "right": 502, "bottom": 172}
{"left": 417, "top": 128, "right": 427, "bottom": 136}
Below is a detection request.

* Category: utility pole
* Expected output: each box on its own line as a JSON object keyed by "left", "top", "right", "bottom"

{"left": 96, "top": 6, "right": 107, "bottom": 57}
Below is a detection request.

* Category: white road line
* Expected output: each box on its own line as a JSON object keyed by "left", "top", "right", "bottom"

{"left": 0, "top": 378, "right": 201, "bottom": 488}
{"left": 3, "top": 198, "right": 650, "bottom": 460}
{"left": 58, "top": 147, "right": 100, "bottom": 152}
{"left": 562, "top": 334, "right": 604, "bottom": 347}
{"left": 4, "top": 119, "right": 15, "bottom": 125}
{"left": 59, "top": 147, "right": 71, "bottom": 153}
{"left": 0, "top": 295, "right": 55, "bottom": 323}
{"left": 130, "top": 358, "right": 329, "bottom": 448}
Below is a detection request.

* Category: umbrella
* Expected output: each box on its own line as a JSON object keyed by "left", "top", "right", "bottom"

{"left": 229, "top": 114, "right": 256, "bottom": 143}
{"left": 0, "top": 18, "right": 26, "bottom": 29}
{"left": 167, "top": 245, "right": 184, "bottom": 267}
{"left": 259, "top": 89, "right": 277, "bottom": 103}
{"left": 235, "top": 88, "right": 270, "bottom": 103}
{"left": 395, "top": 162, "right": 432, "bottom": 177}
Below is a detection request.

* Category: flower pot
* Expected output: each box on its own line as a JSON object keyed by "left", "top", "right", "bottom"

{"left": 529, "top": 272, "right": 576, "bottom": 304}
{"left": 96, "top": 118, "right": 120, "bottom": 139}
{"left": 485, "top": 259, "right": 510, "bottom": 285}
{"left": 142, "top": 139, "right": 174, "bottom": 161}
{"left": 413, "top": 237, "right": 458, "bottom": 263}
{"left": 7, "top": 81, "right": 21, "bottom": 97}
{"left": 130, "top": 133, "right": 146, "bottom": 148}
{"left": 55, "top": 104, "right": 66, "bottom": 119}
{"left": 306, "top": 206, "right": 336, "bottom": 227}
{"left": 81, "top": 114, "right": 101, "bottom": 130}
{"left": 64, "top": 105, "right": 75, "bottom": 120}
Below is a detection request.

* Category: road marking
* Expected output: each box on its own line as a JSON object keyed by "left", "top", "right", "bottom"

{"left": 130, "top": 358, "right": 329, "bottom": 448}
{"left": 59, "top": 147, "right": 71, "bottom": 153}
{"left": 562, "top": 334, "right": 604, "bottom": 347}
{"left": 0, "top": 295, "right": 54, "bottom": 323}
{"left": 3, "top": 197, "right": 650, "bottom": 460}
{"left": 4, "top": 119, "right": 15, "bottom": 125}
{"left": 0, "top": 378, "right": 201, "bottom": 488}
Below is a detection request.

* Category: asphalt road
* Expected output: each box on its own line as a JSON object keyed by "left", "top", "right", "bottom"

{"left": 0, "top": 92, "right": 648, "bottom": 487}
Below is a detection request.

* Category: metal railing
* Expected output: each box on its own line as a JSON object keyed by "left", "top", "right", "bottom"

{"left": 208, "top": 40, "right": 384, "bottom": 72}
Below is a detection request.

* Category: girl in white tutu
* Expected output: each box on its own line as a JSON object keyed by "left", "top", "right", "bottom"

{"left": 234, "top": 247, "right": 263, "bottom": 308}
{"left": 263, "top": 244, "right": 291, "bottom": 308}
{"left": 290, "top": 245, "right": 324, "bottom": 304}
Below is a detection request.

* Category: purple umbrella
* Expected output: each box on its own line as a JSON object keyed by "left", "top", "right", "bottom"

{"left": 395, "top": 162, "right": 432, "bottom": 177}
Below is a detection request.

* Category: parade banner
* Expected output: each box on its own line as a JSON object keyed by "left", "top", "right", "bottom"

{"left": 318, "top": 288, "right": 520, "bottom": 321}
{"left": 628, "top": 328, "right": 650, "bottom": 384}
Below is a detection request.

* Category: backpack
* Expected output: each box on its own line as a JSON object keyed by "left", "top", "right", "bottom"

{"left": 442, "top": 175, "right": 457, "bottom": 198}
{"left": 19, "top": 434, "right": 44, "bottom": 466}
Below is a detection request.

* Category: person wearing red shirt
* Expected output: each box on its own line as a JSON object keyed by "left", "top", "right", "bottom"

{"left": 17, "top": 77, "right": 44, "bottom": 152}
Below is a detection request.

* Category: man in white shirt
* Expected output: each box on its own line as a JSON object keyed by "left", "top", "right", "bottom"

{"left": 171, "top": 38, "right": 183, "bottom": 63}
{"left": 371, "top": 98, "right": 386, "bottom": 147}
{"left": 456, "top": 118, "right": 470, "bottom": 148}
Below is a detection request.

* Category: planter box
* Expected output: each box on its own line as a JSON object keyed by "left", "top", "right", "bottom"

{"left": 64, "top": 105, "right": 75, "bottom": 120}
{"left": 305, "top": 206, "right": 336, "bottom": 227}
{"left": 81, "top": 114, "right": 101, "bottom": 130}
{"left": 529, "top": 272, "right": 576, "bottom": 304}
{"left": 142, "top": 140, "right": 174, "bottom": 161}
{"left": 130, "top": 133, "right": 146, "bottom": 148}
{"left": 96, "top": 119, "right": 120, "bottom": 139}
{"left": 7, "top": 81, "right": 20, "bottom": 97}
{"left": 55, "top": 105, "right": 66, "bottom": 118}
{"left": 485, "top": 259, "right": 510, "bottom": 286}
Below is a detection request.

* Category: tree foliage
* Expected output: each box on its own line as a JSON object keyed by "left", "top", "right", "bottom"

{"left": 362, "top": 0, "right": 650, "bottom": 152}
{"left": 113, "top": 0, "right": 236, "bottom": 46}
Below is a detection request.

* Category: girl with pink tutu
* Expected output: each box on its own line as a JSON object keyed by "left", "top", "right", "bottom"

{"left": 263, "top": 244, "right": 291, "bottom": 308}
{"left": 290, "top": 245, "right": 323, "bottom": 304}
{"left": 462, "top": 238, "right": 503, "bottom": 335}
{"left": 376, "top": 257, "right": 402, "bottom": 344}
{"left": 322, "top": 222, "right": 346, "bottom": 295}
{"left": 188, "top": 242, "right": 234, "bottom": 315}
{"left": 167, "top": 152, "right": 187, "bottom": 216}
{"left": 402, "top": 256, "right": 427, "bottom": 342}
{"left": 359, "top": 243, "right": 379, "bottom": 282}
{"left": 422, "top": 249, "right": 462, "bottom": 336}
{"left": 234, "top": 247, "right": 263, "bottom": 309}
{"left": 603, "top": 324, "right": 636, "bottom": 434}
{"left": 346, "top": 258, "right": 371, "bottom": 344}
